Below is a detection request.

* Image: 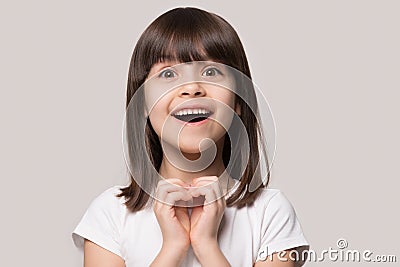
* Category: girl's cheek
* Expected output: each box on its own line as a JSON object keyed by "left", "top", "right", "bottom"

{"left": 147, "top": 114, "right": 162, "bottom": 137}
{"left": 144, "top": 92, "right": 158, "bottom": 114}
{"left": 147, "top": 101, "right": 171, "bottom": 135}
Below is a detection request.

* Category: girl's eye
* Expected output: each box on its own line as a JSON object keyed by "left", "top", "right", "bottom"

{"left": 158, "top": 69, "right": 177, "bottom": 79}
{"left": 202, "top": 67, "right": 222, "bottom": 77}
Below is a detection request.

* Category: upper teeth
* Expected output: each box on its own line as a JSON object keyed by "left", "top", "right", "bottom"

{"left": 174, "top": 109, "right": 210, "bottom": 116}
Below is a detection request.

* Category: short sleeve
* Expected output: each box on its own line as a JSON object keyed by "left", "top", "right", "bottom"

{"left": 72, "top": 186, "right": 125, "bottom": 258}
{"left": 256, "top": 190, "right": 309, "bottom": 266}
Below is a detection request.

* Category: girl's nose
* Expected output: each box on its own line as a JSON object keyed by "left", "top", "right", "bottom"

{"left": 178, "top": 83, "right": 206, "bottom": 97}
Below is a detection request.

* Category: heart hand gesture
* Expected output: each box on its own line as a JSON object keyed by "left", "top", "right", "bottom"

{"left": 153, "top": 176, "right": 229, "bottom": 266}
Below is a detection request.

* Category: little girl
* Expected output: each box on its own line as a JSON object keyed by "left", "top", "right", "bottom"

{"left": 72, "top": 7, "right": 309, "bottom": 267}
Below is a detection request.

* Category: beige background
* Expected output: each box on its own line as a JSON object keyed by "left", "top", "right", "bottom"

{"left": 1, "top": 0, "right": 399, "bottom": 266}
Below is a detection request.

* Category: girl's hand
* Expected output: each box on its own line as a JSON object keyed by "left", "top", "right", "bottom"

{"left": 188, "top": 176, "right": 226, "bottom": 253}
{"left": 153, "top": 178, "right": 192, "bottom": 254}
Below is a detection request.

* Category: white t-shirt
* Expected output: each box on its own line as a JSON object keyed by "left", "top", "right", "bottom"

{"left": 72, "top": 182, "right": 309, "bottom": 267}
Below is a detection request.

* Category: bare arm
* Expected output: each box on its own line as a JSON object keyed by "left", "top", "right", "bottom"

{"left": 254, "top": 250, "right": 296, "bottom": 267}
{"left": 84, "top": 239, "right": 125, "bottom": 267}
{"left": 192, "top": 240, "right": 230, "bottom": 267}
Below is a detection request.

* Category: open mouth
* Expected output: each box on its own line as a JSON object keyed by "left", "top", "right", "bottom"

{"left": 172, "top": 109, "right": 213, "bottom": 123}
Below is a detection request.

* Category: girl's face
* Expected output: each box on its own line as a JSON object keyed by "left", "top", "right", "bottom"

{"left": 144, "top": 60, "right": 240, "bottom": 154}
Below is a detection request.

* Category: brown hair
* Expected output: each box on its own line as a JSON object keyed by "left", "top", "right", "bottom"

{"left": 118, "top": 7, "right": 269, "bottom": 212}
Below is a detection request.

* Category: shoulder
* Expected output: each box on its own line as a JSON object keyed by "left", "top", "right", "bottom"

{"left": 253, "top": 189, "right": 310, "bottom": 264}
{"left": 72, "top": 185, "right": 127, "bottom": 258}
{"left": 81, "top": 185, "right": 128, "bottom": 223}
{"left": 252, "top": 188, "right": 299, "bottom": 225}
{"left": 88, "top": 185, "right": 127, "bottom": 212}
{"left": 254, "top": 188, "right": 294, "bottom": 212}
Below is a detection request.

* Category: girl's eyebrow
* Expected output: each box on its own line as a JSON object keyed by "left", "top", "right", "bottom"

{"left": 151, "top": 61, "right": 178, "bottom": 73}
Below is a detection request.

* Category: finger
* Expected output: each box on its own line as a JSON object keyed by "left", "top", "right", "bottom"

{"left": 157, "top": 178, "right": 189, "bottom": 189}
{"left": 189, "top": 181, "right": 227, "bottom": 212}
{"left": 155, "top": 179, "right": 190, "bottom": 199}
{"left": 192, "top": 177, "right": 221, "bottom": 191}
{"left": 189, "top": 183, "right": 217, "bottom": 205}
{"left": 175, "top": 207, "right": 190, "bottom": 232}
{"left": 164, "top": 191, "right": 193, "bottom": 207}
{"left": 155, "top": 178, "right": 189, "bottom": 195}
{"left": 190, "top": 180, "right": 224, "bottom": 200}
{"left": 158, "top": 185, "right": 191, "bottom": 203}
{"left": 154, "top": 190, "right": 191, "bottom": 211}
{"left": 175, "top": 206, "right": 189, "bottom": 217}
{"left": 155, "top": 180, "right": 191, "bottom": 199}
{"left": 156, "top": 183, "right": 180, "bottom": 198}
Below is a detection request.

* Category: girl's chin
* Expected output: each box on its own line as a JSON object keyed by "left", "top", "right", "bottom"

{"left": 160, "top": 134, "right": 225, "bottom": 154}
{"left": 177, "top": 144, "right": 213, "bottom": 155}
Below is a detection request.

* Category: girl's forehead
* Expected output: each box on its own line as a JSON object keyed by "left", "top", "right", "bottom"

{"left": 151, "top": 60, "right": 181, "bottom": 71}
{"left": 151, "top": 59, "right": 222, "bottom": 70}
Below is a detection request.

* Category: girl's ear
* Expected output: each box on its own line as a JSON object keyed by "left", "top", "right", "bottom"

{"left": 235, "top": 103, "right": 241, "bottom": 116}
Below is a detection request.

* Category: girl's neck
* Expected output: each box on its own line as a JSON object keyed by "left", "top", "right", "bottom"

{"left": 158, "top": 137, "right": 235, "bottom": 192}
